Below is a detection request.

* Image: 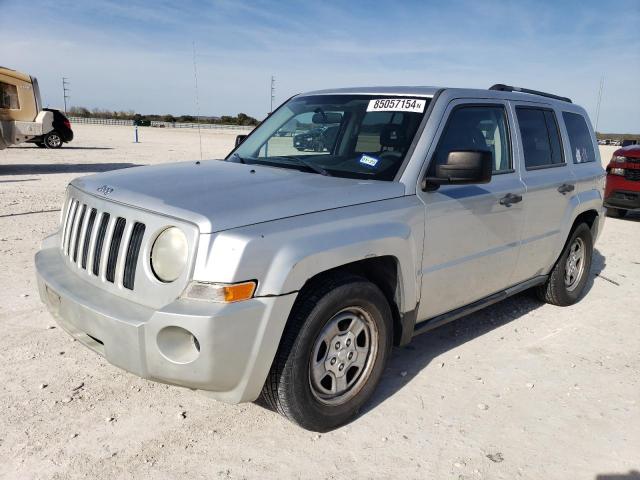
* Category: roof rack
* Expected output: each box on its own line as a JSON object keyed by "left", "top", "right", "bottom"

{"left": 489, "top": 84, "right": 572, "bottom": 103}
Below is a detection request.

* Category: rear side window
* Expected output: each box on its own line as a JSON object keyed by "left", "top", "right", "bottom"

{"left": 563, "top": 112, "right": 596, "bottom": 163}
{"left": 0, "top": 81, "right": 20, "bottom": 109}
{"left": 516, "top": 107, "right": 564, "bottom": 169}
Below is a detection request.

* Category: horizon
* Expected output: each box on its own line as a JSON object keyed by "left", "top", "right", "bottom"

{"left": 2, "top": 0, "right": 639, "bottom": 132}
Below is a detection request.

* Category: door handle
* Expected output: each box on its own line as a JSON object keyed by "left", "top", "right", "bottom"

{"left": 557, "top": 183, "right": 575, "bottom": 195}
{"left": 499, "top": 193, "right": 523, "bottom": 207}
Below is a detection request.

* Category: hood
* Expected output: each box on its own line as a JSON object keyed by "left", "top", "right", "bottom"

{"left": 71, "top": 160, "right": 406, "bottom": 233}
{"left": 615, "top": 145, "right": 640, "bottom": 158}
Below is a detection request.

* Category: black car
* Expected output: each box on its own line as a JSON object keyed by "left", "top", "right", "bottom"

{"left": 293, "top": 125, "right": 339, "bottom": 152}
{"left": 27, "top": 108, "right": 74, "bottom": 148}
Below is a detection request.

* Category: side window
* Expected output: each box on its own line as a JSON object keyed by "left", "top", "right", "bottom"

{"left": 516, "top": 107, "right": 564, "bottom": 169}
{"left": 0, "top": 81, "right": 20, "bottom": 110}
{"left": 431, "top": 105, "right": 511, "bottom": 174}
{"left": 562, "top": 112, "right": 596, "bottom": 163}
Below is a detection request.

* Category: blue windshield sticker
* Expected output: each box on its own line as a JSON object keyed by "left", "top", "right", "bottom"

{"left": 359, "top": 154, "right": 379, "bottom": 168}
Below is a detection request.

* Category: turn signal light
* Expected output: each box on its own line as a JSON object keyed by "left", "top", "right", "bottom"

{"left": 610, "top": 168, "right": 625, "bottom": 176}
{"left": 182, "top": 281, "right": 257, "bottom": 303}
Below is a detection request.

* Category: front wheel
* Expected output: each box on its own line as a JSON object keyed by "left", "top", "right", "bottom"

{"left": 43, "top": 131, "right": 63, "bottom": 148}
{"left": 260, "top": 274, "right": 392, "bottom": 431}
{"left": 536, "top": 223, "right": 593, "bottom": 306}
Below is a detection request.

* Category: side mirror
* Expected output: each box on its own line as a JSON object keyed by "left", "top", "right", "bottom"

{"left": 235, "top": 135, "right": 248, "bottom": 147}
{"left": 422, "top": 150, "right": 493, "bottom": 191}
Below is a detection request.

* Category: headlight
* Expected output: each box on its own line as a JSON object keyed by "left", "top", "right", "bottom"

{"left": 151, "top": 227, "right": 188, "bottom": 282}
{"left": 612, "top": 155, "right": 627, "bottom": 163}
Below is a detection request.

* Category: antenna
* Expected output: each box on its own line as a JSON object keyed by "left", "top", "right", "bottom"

{"left": 62, "top": 77, "right": 70, "bottom": 114}
{"left": 192, "top": 41, "right": 203, "bottom": 161}
{"left": 270, "top": 75, "right": 276, "bottom": 114}
{"left": 594, "top": 77, "right": 604, "bottom": 132}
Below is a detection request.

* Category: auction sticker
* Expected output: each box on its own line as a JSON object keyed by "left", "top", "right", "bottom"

{"left": 367, "top": 98, "right": 426, "bottom": 113}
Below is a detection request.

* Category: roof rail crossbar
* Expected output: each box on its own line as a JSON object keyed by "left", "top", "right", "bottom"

{"left": 489, "top": 84, "right": 572, "bottom": 103}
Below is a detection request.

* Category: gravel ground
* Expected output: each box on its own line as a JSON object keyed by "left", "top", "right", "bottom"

{"left": 0, "top": 126, "right": 638, "bottom": 480}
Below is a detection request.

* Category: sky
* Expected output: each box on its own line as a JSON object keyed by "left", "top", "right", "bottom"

{"left": 2, "top": 0, "right": 639, "bottom": 132}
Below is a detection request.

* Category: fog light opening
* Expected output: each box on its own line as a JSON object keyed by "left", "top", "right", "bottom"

{"left": 157, "top": 326, "right": 200, "bottom": 364}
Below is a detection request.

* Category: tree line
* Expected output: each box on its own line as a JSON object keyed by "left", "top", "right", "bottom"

{"left": 67, "top": 106, "right": 260, "bottom": 126}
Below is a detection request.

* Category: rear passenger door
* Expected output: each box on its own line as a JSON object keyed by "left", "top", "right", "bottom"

{"left": 511, "top": 103, "right": 577, "bottom": 284}
{"left": 416, "top": 100, "right": 526, "bottom": 320}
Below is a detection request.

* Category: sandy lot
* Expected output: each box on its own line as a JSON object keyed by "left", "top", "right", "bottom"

{"left": 0, "top": 126, "right": 638, "bottom": 480}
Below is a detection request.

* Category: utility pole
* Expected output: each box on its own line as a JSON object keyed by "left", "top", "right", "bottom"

{"left": 62, "top": 77, "right": 70, "bottom": 114}
{"left": 192, "top": 41, "right": 203, "bottom": 161}
{"left": 595, "top": 76, "right": 604, "bottom": 133}
{"left": 270, "top": 75, "right": 276, "bottom": 114}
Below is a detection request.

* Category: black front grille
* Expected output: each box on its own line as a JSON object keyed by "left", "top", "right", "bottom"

{"left": 60, "top": 196, "right": 148, "bottom": 290}
{"left": 65, "top": 201, "right": 79, "bottom": 256}
{"left": 624, "top": 168, "right": 640, "bottom": 181}
{"left": 81, "top": 209, "right": 97, "bottom": 269}
{"left": 105, "top": 217, "right": 126, "bottom": 283}
{"left": 72, "top": 205, "right": 87, "bottom": 262}
{"left": 123, "top": 222, "right": 146, "bottom": 290}
{"left": 92, "top": 213, "right": 110, "bottom": 276}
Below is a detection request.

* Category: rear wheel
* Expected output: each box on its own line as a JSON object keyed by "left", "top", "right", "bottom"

{"left": 260, "top": 274, "right": 392, "bottom": 431}
{"left": 607, "top": 207, "right": 627, "bottom": 218}
{"left": 536, "top": 223, "right": 593, "bottom": 306}
{"left": 43, "top": 131, "right": 63, "bottom": 148}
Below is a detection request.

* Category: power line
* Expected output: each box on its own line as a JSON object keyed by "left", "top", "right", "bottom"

{"left": 192, "top": 41, "right": 203, "bottom": 161}
{"left": 62, "top": 77, "right": 70, "bottom": 114}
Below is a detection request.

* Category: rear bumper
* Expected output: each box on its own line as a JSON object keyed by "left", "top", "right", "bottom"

{"left": 60, "top": 128, "right": 73, "bottom": 142}
{"left": 35, "top": 246, "right": 297, "bottom": 403}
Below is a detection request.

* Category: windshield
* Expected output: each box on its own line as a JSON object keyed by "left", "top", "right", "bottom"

{"left": 227, "top": 94, "right": 430, "bottom": 181}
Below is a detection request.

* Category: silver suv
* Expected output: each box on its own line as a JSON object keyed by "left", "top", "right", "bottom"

{"left": 35, "top": 84, "right": 605, "bottom": 431}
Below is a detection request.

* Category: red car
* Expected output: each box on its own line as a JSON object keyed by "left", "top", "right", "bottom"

{"left": 604, "top": 145, "right": 640, "bottom": 218}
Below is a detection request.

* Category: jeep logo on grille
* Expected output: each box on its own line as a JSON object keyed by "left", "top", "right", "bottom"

{"left": 97, "top": 185, "right": 114, "bottom": 195}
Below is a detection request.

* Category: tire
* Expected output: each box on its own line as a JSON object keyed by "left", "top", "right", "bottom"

{"left": 260, "top": 274, "right": 393, "bottom": 431}
{"left": 607, "top": 207, "right": 627, "bottom": 218}
{"left": 536, "top": 223, "right": 593, "bottom": 306}
{"left": 43, "top": 131, "right": 63, "bottom": 149}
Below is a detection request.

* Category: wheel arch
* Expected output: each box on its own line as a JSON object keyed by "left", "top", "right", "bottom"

{"left": 292, "top": 256, "right": 410, "bottom": 346}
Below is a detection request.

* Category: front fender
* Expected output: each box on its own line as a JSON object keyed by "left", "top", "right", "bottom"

{"left": 192, "top": 196, "right": 425, "bottom": 314}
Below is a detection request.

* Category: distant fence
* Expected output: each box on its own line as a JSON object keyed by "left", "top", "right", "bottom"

{"left": 67, "top": 117, "right": 255, "bottom": 132}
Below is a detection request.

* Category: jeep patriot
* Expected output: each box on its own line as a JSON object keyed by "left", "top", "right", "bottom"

{"left": 36, "top": 84, "right": 605, "bottom": 431}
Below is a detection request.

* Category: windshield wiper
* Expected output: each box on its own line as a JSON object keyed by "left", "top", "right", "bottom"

{"left": 278, "top": 156, "right": 332, "bottom": 176}
{"left": 231, "top": 153, "right": 247, "bottom": 164}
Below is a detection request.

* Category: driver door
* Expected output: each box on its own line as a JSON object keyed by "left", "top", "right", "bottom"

{"left": 416, "top": 100, "right": 526, "bottom": 321}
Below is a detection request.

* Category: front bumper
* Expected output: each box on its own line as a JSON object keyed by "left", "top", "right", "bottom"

{"left": 604, "top": 172, "right": 640, "bottom": 211}
{"left": 604, "top": 189, "right": 640, "bottom": 211}
{"left": 35, "top": 246, "right": 297, "bottom": 403}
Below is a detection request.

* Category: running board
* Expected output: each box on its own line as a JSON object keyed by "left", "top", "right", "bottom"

{"left": 412, "top": 275, "right": 548, "bottom": 338}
